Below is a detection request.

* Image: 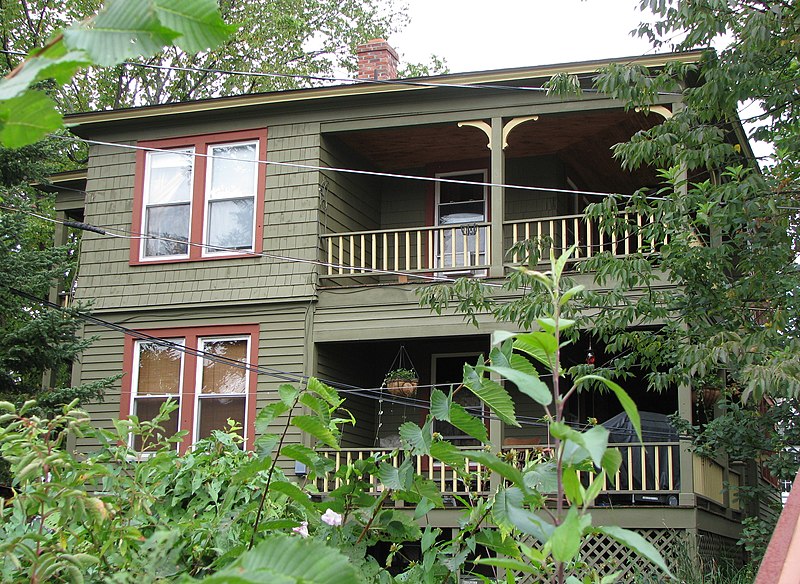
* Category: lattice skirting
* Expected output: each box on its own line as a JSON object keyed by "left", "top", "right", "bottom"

{"left": 696, "top": 530, "right": 743, "bottom": 571}
{"left": 510, "top": 528, "right": 688, "bottom": 583}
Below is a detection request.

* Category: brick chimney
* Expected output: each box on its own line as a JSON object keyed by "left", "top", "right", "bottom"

{"left": 355, "top": 38, "right": 399, "bottom": 81}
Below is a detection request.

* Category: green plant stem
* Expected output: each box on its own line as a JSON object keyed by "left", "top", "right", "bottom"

{"left": 356, "top": 488, "right": 391, "bottom": 544}
{"left": 248, "top": 393, "right": 302, "bottom": 550}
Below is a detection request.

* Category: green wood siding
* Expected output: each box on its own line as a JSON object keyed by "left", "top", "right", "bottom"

{"left": 76, "top": 303, "right": 311, "bottom": 474}
{"left": 75, "top": 124, "right": 322, "bottom": 312}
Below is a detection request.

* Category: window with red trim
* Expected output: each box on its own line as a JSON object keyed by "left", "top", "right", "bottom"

{"left": 131, "top": 129, "right": 267, "bottom": 263}
{"left": 121, "top": 325, "right": 259, "bottom": 452}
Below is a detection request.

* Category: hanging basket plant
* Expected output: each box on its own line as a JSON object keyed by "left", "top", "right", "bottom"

{"left": 385, "top": 368, "right": 418, "bottom": 397}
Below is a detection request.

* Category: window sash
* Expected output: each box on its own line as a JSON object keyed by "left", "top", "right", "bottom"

{"left": 141, "top": 148, "right": 195, "bottom": 259}
{"left": 203, "top": 141, "right": 259, "bottom": 255}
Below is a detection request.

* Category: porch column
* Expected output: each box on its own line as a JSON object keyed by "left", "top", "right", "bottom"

{"left": 489, "top": 116, "right": 505, "bottom": 278}
{"left": 678, "top": 382, "right": 696, "bottom": 506}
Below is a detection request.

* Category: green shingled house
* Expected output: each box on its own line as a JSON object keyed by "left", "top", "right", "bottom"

{"left": 53, "top": 42, "right": 755, "bottom": 572}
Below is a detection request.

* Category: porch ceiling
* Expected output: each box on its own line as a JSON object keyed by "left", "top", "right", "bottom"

{"left": 332, "top": 109, "right": 663, "bottom": 192}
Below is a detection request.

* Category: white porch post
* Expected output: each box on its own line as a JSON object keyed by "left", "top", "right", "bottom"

{"left": 489, "top": 116, "right": 505, "bottom": 278}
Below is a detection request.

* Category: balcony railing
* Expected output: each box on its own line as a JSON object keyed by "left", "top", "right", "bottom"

{"left": 319, "top": 213, "right": 666, "bottom": 279}
{"left": 316, "top": 442, "right": 680, "bottom": 502}
{"left": 321, "top": 223, "right": 490, "bottom": 276}
{"left": 316, "top": 447, "right": 491, "bottom": 496}
{"left": 504, "top": 212, "right": 666, "bottom": 264}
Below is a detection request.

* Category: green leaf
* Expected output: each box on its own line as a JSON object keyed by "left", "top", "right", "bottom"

{"left": 594, "top": 526, "right": 673, "bottom": 578}
{"left": 153, "top": 0, "right": 231, "bottom": 53}
{"left": 280, "top": 443, "right": 335, "bottom": 477}
{"left": 562, "top": 468, "right": 584, "bottom": 506}
{"left": 583, "top": 471, "right": 607, "bottom": 509}
{"left": 0, "top": 91, "right": 62, "bottom": 148}
{"left": 429, "top": 441, "right": 466, "bottom": 468}
{"left": 299, "top": 394, "right": 329, "bottom": 425}
{"left": 484, "top": 365, "right": 552, "bottom": 407}
{"left": 458, "top": 450, "right": 524, "bottom": 487}
{"left": 493, "top": 486, "right": 554, "bottom": 543}
{"left": 549, "top": 507, "right": 584, "bottom": 563}
{"left": 269, "top": 480, "right": 315, "bottom": 512}
{"left": 64, "top": 0, "right": 179, "bottom": 66}
{"left": 463, "top": 364, "right": 519, "bottom": 427}
{"left": 536, "top": 317, "right": 576, "bottom": 333}
{"left": 575, "top": 375, "right": 642, "bottom": 441}
{"left": 523, "top": 460, "right": 558, "bottom": 493}
{"left": 473, "top": 557, "right": 539, "bottom": 573}
{"left": 0, "top": 52, "right": 90, "bottom": 101}
{"left": 279, "top": 384, "right": 300, "bottom": 406}
{"left": 377, "top": 458, "right": 413, "bottom": 490}
{"left": 414, "top": 497, "right": 436, "bottom": 519}
{"left": 601, "top": 448, "right": 622, "bottom": 479}
{"left": 291, "top": 415, "right": 340, "bottom": 450}
{"left": 559, "top": 284, "right": 586, "bottom": 306}
{"left": 399, "top": 420, "right": 433, "bottom": 455}
{"left": 430, "top": 388, "right": 451, "bottom": 421}
{"left": 307, "top": 377, "right": 341, "bottom": 407}
{"left": 255, "top": 402, "right": 289, "bottom": 433}
{"left": 449, "top": 402, "right": 488, "bottom": 443}
{"left": 550, "top": 423, "right": 609, "bottom": 468}
{"left": 200, "top": 534, "right": 359, "bottom": 584}
{"left": 513, "top": 332, "right": 557, "bottom": 369}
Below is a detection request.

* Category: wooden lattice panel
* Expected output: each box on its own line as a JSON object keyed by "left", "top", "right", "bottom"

{"left": 511, "top": 529, "right": 686, "bottom": 584}
{"left": 696, "top": 530, "right": 743, "bottom": 570}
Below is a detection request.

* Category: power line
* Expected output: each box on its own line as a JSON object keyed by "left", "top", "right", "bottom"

{"left": 0, "top": 47, "right": 683, "bottom": 98}
{"left": 58, "top": 134, "right": 663, "bottom": 203}
{"left": 4, "top": 284, "right": 685, "bottom": 441}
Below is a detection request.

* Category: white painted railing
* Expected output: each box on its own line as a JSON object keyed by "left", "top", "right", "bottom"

{"left": 316, "top": 443, "right": 680, "bottom": 498}
{"left": 504, "top": 213, "right": 667, "bottom": 264}
{"left": 316, "top": 447, "right": 490, "bottom": 495}
{"left": 320, "top": 223, "right": 490, "bottom": 276}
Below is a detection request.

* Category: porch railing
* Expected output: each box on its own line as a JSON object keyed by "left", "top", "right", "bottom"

{"left": 316, "top": 447, "right": 490, "bottom": 496}
{"left": 316, "top": 442, "right": 680, "bottom": 501}
{"left": 504, "top": 212, "right": 667, "bottom": 264}
{"left": 320, "top": 223, "right": 490, "bottom": 276}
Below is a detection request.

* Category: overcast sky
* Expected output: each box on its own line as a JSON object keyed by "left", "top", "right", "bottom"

{"left": 391, "top": 0, "right": 655, "bottom": 74}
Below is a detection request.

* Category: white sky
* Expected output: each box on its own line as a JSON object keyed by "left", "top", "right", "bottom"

{"left": 391, "top": 0, "right": 655, "bottom": 74}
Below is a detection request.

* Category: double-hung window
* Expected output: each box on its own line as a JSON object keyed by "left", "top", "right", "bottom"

{"left": 132, "top": 130, "right": 267, "bottom": 263}
{"left": 122, "top": 325, "right": 259, "bottom": 452}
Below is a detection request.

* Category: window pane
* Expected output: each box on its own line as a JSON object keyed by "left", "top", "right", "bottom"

{"left": 207, "top": 198, "right": 254, "bottom": 249}
{"left": 201, "top": 339, "right": 247, "bottom": 394}
{"left": 439, "top": 173, "right": 485, "bottom": 204}
{"left": 144, "top": 203, "right": 190, "bottom": 256}
{"left": 132, "top": 397, "right": 179, "bottom": 451}
{"left": 197, "top": 396, "right": 245, "bottom": 440}
{"left": 439, "top": 202, "right": 485, "bottom": 225}
{"left": 137, "top": 342, "right": 182, "bottom": 395}
{"left": 147, "top": 150, "right": 193, "bottom": 204}
{"left": 208, "top": 143, "right": 257, "bottom": 199}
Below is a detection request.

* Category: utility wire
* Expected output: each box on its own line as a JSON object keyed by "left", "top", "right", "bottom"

{"left": 5, "top": 284, "right": 688, "bottom": 441}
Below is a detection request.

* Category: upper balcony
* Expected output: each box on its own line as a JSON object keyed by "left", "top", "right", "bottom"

{"left": 317, "top": 106, "right": 670, "bottom": 286}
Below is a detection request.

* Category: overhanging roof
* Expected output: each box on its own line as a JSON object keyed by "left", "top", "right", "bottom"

{"left": 65, "top": 51, "right": 706, "bottom": 128}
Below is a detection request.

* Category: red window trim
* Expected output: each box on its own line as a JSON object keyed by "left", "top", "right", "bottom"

{"left": 130, "top": 128, "right": 268, "bottom": 265}
{"left": 120, "top": 323, "right": 260, "bottom": 452}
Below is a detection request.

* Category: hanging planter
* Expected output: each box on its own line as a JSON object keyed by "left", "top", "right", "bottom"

{"left": 384, "top": 368, "right": 418, "bottom": 397}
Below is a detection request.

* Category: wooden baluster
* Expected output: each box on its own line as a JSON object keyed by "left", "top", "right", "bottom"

{"left": 349, "top": 236, "right": 355, "bottom": 274}
{"left": 359, "top": 234, "right": 365, "bottom": 273}
{"left": 637, "top": 213, "right": 643, "bottom": 253}
{"left": 561, "top": 218, "right": 567, "bottom": 254}
{"left": 654, "top": 446, "right": 661, "bottom": 492}
{"left": 512, "top": 223, "right": 519, "bottom": 262}
{"left": 641, "top": 447, "right": 647, "bottom": 491}
{"left": 428, "top": 230, "right": 434, "bottom": 270}
{"left": 416, "top": 231, "right": 422, "bottom": 271}
{"left": 462, "top": 229, "right": 469, "bottom": 267}
{"left": 371, "top": 234, "right": 376, "bottom": 271}
{"left": 326, "top": 238, "right": 333, "bottom": 275}
{"left": 627, "top": 447, "right": 634, "bottom": 490}
{"left": 450, "top": 228, "right": 456, "bottom": 267}
{"left": 667, "top": 446, "right": 674, "bottom": 490}
{"left": 573, "top": 217, "right": 579, "bottom": 253}
{"left": 586, "top": 216, "right": 593, "bottom": 259}
{"left": 405, "top": 231, "right": 411, "bottom": 270}
{"left": 337, "top": 236, "right": 344, "bottom": 274}
{"left": 485, "top": 226, "right": 491, "bottom": 267}
{"left": 393, "top": 232, "right": 399, "bottom": 271}
{"left": 382, "top": 232, "right": 388, "bottom": 271}
{"left": 624, "top": 213, "right": 631, "bottom": 256}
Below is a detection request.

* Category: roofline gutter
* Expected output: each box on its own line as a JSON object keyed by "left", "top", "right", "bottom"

{"left": 65, "top": 51, "right": 706, "bottom": 128}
